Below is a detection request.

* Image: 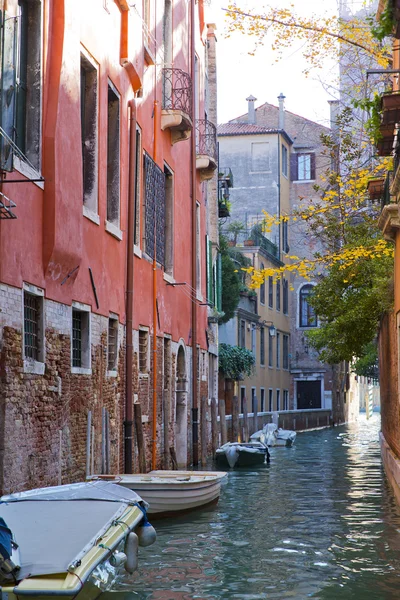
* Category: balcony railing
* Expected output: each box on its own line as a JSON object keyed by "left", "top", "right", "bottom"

{"left": 162, "top": 68, "right": 192, "bottom": 116}
{"left": 196, "top": 119, "right": 217, "bottom": 160}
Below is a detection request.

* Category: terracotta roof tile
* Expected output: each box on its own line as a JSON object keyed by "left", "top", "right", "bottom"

{"left": 217, "top": 122, "right": 280, "bottom": 135}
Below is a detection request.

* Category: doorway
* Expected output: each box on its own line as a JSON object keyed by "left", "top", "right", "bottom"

{"left": 296, "top": 380, "right": 322, "bottom": 410}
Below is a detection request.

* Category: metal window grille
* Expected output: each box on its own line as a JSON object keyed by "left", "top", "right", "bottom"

{"left": 139, "top": 330, "right": 148, "bottom": 372}
{"left": 108, "top": 318, "right": 118, "bottom": 371}
{"left": 72, "top": 309, "right": 83, "bottom": 367}
{"left": 24, "top": 292, "right": 40, "bottom": 360}
{"left": 144, "top": 152, "right": 166, "bottom": 264}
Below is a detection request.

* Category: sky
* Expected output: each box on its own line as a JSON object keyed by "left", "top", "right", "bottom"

{"left": 207, "top": 0, "right": 371, "bottom": 127}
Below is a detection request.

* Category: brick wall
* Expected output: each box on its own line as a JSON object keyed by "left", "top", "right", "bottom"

{"left": 379, "top": 311, "right": 400, "bottom": 458}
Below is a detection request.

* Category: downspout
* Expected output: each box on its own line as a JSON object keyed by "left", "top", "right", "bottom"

{"left": 151, "top": 99, "right": 159, "bottom": 470}
{"left": 125, "top": 99, "right": 137, "bottom": 473}
{"left": 190, "top": 0, "right": 199, "bottom": 465}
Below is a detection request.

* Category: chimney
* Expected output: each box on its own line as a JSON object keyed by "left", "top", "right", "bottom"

{"left": 328, "top": 99, "right": 340, "bottom": 132}
{"left": 278, "top": 93, "right": 286, "bottom": 130}
{"left": 246, "top": 95, "right": 257, "bottom": 124}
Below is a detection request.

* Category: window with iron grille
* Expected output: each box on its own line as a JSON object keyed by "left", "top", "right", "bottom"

{"left": 107, "top": 318, "right": 118, "bottom": 371}
{"left": 268, "top": 333, "right": 273, "bottom": 368}
{"left": 144, "top": 152, "right": 166, "bottom": 264}
{"left": 276, "top": 331, "right": 281, "bottom": 369}
{"left": 269, "top": 388, "right": 273, "bottom": 412}
{"left": 283, "top": 389, "right": 289, "bottom": 410}
{"left": 299, "top": 284, "right": 317, "bottom": 327}
{"left": 72, "top": 308, "right": 90, "bottom": 369}
{"left": 260, "top": 388, "right": 265, "bottom": 412}
{"left": 139, "top": 329, "right": 149, "bottom": 373}
{"left": 24, "top": 291, "right": 42, "bottom": 361}
{"left": 239, "top": 319, "right": 246, "bottom": 348}
{"left": 163, "top": 337, "right": 171, "bottom": 391}
{"left": 81, "top": 53, "right": 98, "bottom": 212}
{"left": 276, "top": 389, "right": 280, "bottom": 411}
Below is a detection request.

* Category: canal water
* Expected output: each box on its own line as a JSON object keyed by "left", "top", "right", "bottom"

{"left": 105, "top": 414, "right": 400, "bottom": 599}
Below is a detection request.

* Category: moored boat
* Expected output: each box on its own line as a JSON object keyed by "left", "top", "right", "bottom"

{"left": 215, "top": 442, "right": 270, "bottom": 468}
{"left": 0, "top": 481, "right": 156, "bottom": 600}
{"left": 88, "top": 471, "right": 227, "bottom": 518}
{"left": 251, "top": 423, "right": 297, "bottom": 447}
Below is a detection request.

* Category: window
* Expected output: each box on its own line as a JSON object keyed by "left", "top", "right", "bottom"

{"left": 268, "top": 333, "right": 273, "bottom": 368}
{"left": 269, "top": 389, "right": 273, "bottom": 412}
{"left": 291, "top": 153, "right": 316, "bottom": 182}
{"left": 144, "top": 152, "right": 166, "bottom": 263}
{"left": 240, "top": 387, "right": 246, "bottom": 414}
{"left": 276, "top": 332, "right": 280, "bottom": 369}
{"left": 268, "top": 276, "right": 273, "bottom": 308}
{"left": 282, "top": 219, "right": 289, "bottom": 253}
{"left": 282, "top": 144, "right": 288, "bottom": 177}
{"left": 299, "top": 284, "right": 317, "bottom": 328}
{"left": 260, "top": 388, "right": 265, "bottom": 412}
{"left": 251, "top": 142, "right": 270, "bottom": 172}
{"left": 283, "top": 279, "right": 289, "bottom": 315}
{"left": 0, "top": 0, "right": 42, "bottom": 171}
{"left": 24, "top": 291, "right": 44, "bottom": 362}
{"left": 239, "top": 319, "right": 246, "bottom": 348}
{"left": 260, "top": 327, "right": 265, "bottom": 366}
{"left": 283, "top": 334, "right": 289, "bottom": 370}
{"left": 251, "top": 325, "right": 256, "bottom": 358}
{"left": 251, "top": 387, "right": 257, "bottom": 414}
{"left": 106, "top": 82, "right": 120, "bottom": 227}
{"left": 196, "top": 202, "right": 201, "bottom": 294}
{"left": 81, "top": 53, "right": 98, "bottom": 214}
{"left": 164, "top": 164, "right": 174, "bottom": 275}
{"left": 276, "top": 389, "right": 280, "bottom": 411}
{"left": 107, "top": 317, "right": 118, "bottom": 372}
{"left": 276, "top": 280, "right": 281, "bottom": 311}
{"left": 72, "top": 307, "right": 90, "bottom": 370}
{"left": 134, "top": 126, "right": 142, "bottom": 246}
{"left": 283, "top": 390, "right": 289, "bottom": 410}
{"left": 260, "top": 263, "right": 265, "bottom": 304}
{"left": 139, "top": 329, "right": 149, "bottom": 373}
{"left": 163, "top": 0, "right": 172, "bottom": 67}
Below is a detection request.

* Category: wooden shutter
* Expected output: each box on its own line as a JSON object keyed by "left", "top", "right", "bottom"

{"left": 310, "top": 153, "right": 316, "bottom": 180}
{"left": 0, "top": 12, "right": 18, "bottom": 171}
{"left": 290, "top": 152, "right": 298, "bottom": 181}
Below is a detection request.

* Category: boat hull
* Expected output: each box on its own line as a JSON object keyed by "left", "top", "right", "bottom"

{"left": 215, "top": 450, "right": 267, "bottom": 469}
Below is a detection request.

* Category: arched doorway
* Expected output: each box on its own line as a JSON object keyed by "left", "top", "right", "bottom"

{"left": 175, "top": 344, "right": 188, "bottom": 468}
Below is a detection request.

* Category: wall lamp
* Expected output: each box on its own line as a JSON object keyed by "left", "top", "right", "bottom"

{"left": 254, "top": 320, "right": 276, "bottom": 337}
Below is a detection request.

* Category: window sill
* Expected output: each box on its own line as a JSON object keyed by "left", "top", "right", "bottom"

{"left": 139, "top": 372, "right": 149, "bottom": 379}
{"left": 24, "top": 359, "right": 45, "bottom": 375}
{"left": 163, "top": 272, "right": 175, "bottom": 284}
{"left": 83, "top": 206, "right": 100, "bottom": 225}
{"left": 71, "top": 367, "right": 92, "bottom": 375}
{"left": 294, "top": 179, "right": 315, "bottom": 184}
{"left": 14, "top": 156, "right": 44, "bottom": 190}
{"left": 106, "top": 370, "right": 118, "bottom": 378}
{"left": 134, "top": 245, "right": 142, "bottom": 258}
{"left": 105, "top": 220, "right": 123, "bottom": 240}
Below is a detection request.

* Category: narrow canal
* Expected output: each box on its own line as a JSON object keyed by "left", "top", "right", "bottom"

{"left": 105, "top": 415, "right": 400, "bottom": 599}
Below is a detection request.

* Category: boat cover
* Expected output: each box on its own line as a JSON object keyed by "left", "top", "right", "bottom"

{"left": 0, "top": 482, "right": 144, "bottom": 580}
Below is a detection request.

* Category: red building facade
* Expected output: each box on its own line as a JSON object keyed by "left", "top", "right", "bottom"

{"left": 0, "top": 0, "right": 219, "bottom": 491}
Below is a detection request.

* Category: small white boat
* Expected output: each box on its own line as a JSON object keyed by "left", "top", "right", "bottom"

{"left": 251, "top": 423, "right": 297, "bottom": 447}
{"left": 88, "top": 471, "right": 227, "bottom": 518}
{"left": 0, "top": 481, "right": 156, "bottom": 600}
{"left": 215, "top": 442, "right": 270, "bottom": 468}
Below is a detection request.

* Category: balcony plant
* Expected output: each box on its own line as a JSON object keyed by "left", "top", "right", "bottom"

{"left": 218, "top": 343, "right": 255, "bottom": 381}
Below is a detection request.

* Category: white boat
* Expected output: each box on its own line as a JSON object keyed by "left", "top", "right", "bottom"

{"left": 251, "top": 423, "right": 297, "bottom": 447}
{"left": 88, "top": 471, "right": 227, "bottom": 518}
{"left": 215, "top": 442, "right": 270, "bottom": 468}
{"left": 0, "top": 481, "right": 156, "bottom": 600}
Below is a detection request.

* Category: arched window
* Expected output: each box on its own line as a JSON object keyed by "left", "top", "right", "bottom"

{"left": 299, "top": 285, "right": 317, "bottom": 328}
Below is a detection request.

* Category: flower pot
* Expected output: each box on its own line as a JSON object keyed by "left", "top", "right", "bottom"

{"left": 244, "top": 239, "right": 254, "bottom": 246}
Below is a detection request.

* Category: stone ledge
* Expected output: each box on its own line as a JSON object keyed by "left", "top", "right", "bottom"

{"left": 378, "top": 203, "right": 400, "bottom": 242}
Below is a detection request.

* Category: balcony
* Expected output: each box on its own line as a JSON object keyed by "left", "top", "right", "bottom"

{"left": 161, "top": 68, "right": 193, "bottom": 144}
{"left": 196, "top": 119, "right": 217, "bottom": 181}
{"left": 218, "top": 168, "right": 234, "bottom": 219}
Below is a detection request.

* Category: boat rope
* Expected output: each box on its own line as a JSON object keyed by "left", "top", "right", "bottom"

{"left": 98, "top": 543, "right": 112, "bottom": 552}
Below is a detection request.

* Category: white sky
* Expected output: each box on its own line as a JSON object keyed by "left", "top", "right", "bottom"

{"left": 207, "top": 0, "right": 371, "bottom": 127}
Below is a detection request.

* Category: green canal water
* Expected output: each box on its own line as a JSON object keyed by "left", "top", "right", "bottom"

{"left": 104, "top": 414, "right": 400, "bottom": 599}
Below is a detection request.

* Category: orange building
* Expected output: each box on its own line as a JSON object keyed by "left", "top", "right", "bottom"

{"left": 0, "top": 0, "right": 219, "bottom": 491}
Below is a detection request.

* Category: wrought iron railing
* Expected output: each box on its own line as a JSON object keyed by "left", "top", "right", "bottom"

{"left": 382, "top": 170, "right": 394, "bottom": 211}
{"left": 196, "top": 119, "right": 217, "bottom": 160}
{"left": 162, "top": 68, "right": 192, "bottom": 116}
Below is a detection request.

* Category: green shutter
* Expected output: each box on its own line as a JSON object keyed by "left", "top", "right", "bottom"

{"left": 206, "top": 235, "right": 212, "bottom": 303}
{"left": 216, "top": 251, "right": 222, "bottom": 312}
{"left": 0, "top": 12, "right": 18, "bottom": 171}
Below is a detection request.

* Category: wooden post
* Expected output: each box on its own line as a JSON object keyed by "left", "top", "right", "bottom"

{"left": 134, "top": 403, "right": 147, "bottom": 473}
{"left": 242, "top": 396, "right": 249, "bottom": 442}
{"left": 211, "top": 397, "right": 218, "bottom": 455}
{"left": 163, "top": 389, "right": 170, "bottom": 469}
{"left": 86, "top": 411, "right": 92, "bottom": 478}
{"left": 232, "top": 395, "right": 239, "bottom": 442}
{"left": 219, "top": 398, "right": 227, "bottom": 446}
{"left": 253, "top": 395, "right": 258, "bottom": 434}
{"left": 169, "top": 447, "right": 178, "bottom": 470}
{"left": 201, "top": 395, "right": 208, "bottom": 465}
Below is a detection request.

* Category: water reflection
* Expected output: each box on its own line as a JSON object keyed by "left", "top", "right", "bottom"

{"left": 103, "top": 415, "right": 400, "bottom": 599}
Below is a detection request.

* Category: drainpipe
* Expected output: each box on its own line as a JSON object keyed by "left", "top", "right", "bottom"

{"left": 191, "top": 0, "right": 199, "bottom": 465}
{"left": 152, "top": 99, "right": 159, "bottom": 470}
{"left": 125, "top": 99, "right": 137, "bottom": 473}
